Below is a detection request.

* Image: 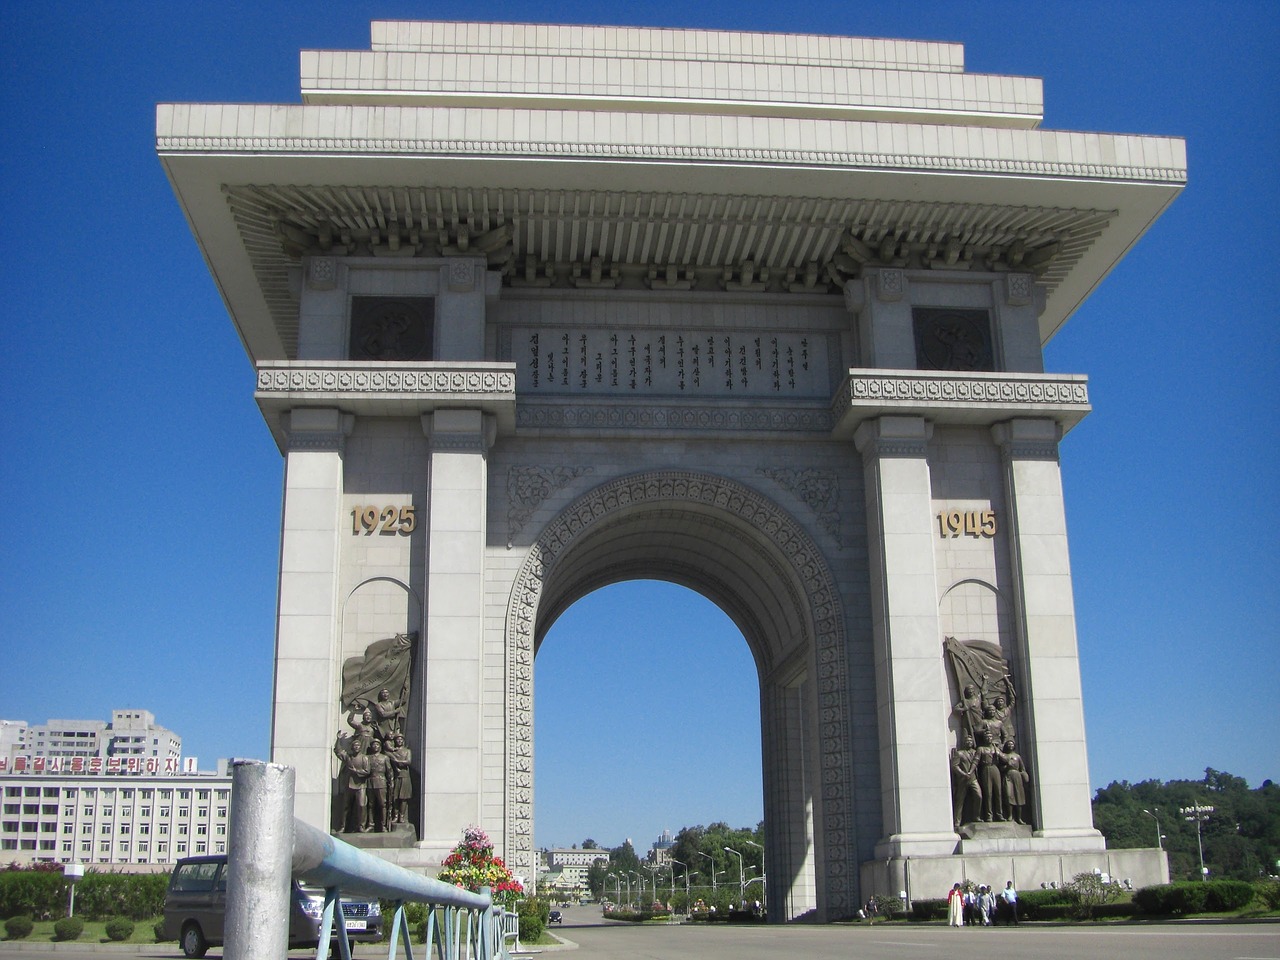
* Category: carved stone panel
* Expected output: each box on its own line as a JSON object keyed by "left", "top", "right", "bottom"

{"left": 913, "top": 308, "right": 994, "bottom": 372}
{"left": 349, "top": 297, "right": 434, "bottom": 361}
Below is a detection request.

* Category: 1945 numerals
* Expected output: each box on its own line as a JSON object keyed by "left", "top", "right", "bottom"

{"left": 938, "top": 509, "right": 997, "bottom": 538}
{"left": 352, "top": 505, "right": 417, "bottom": 535}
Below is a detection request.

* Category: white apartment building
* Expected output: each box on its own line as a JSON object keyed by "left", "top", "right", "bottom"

{"left": 0, "top": 709, "right": 226, "bottom": 869}
{"left": 2, "top": 709, "right": 181, "bottom": 766}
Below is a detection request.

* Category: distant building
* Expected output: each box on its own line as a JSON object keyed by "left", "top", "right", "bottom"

{"left": 538, "top": 847, "right": 609, "bottom": 892}
{"left": 0, "top": 709, "right": 227, "bottom": 870}
{"left": 648, "top": 829, "right": 675, "bottom": 866}
{"left": 0, "top": 709, "right": 181, "bottom": 768}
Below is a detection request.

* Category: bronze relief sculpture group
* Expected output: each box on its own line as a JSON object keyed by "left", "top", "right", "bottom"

{"left": 945, "top": 637, "right": 1031, "bottom": 830}
{"left": 332, "top": 633, "right": 417, "bottom": 834}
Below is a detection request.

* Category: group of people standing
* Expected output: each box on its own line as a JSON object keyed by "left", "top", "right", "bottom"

{"left": 333, "top": 688, "right": 413, "bottom": 833}
{"left": 946, "top": 880, "right": 1019, "bottom": 927}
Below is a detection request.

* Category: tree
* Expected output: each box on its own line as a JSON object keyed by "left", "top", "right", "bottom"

{"left": 582, "top": 839, "right": 599, "bottom": 849}
{"left": 1091, "top": 770, "right": 1280, "bottom": 881}
{"left": 1064, "top": 871, "right": 1121, "bottom": 920}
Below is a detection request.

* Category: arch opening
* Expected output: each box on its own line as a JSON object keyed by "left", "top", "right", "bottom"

{"left": 505, "top": 470, "right": 857, "bottom": 921}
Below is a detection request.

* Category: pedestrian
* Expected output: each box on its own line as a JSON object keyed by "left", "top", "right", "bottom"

{"left": 1000, "top": 880, "right": 1019, "bottom": 924}
{"left": 947, "top": 882, "right": 964, "bottom": 927}
{"left": 979, "top": 885, "right": 995, "bottom": 925}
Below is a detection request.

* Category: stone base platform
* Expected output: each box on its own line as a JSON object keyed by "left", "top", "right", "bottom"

{"left": 860, "top": 846, "right": 1169, "bottom": 910}
{"left": 335, "top": 823, "right": 418, "bottom": 849}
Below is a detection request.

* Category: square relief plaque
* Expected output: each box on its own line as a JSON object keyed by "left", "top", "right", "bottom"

{"left": 912, "top": 308, "right": 994, "bottom": 372}
{"left": 349, "top": 297, "right": 434, "bottom": 361}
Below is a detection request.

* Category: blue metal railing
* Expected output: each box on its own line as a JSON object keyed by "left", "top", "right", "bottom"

{"left": 225, "top": 760, "right": 517, "bottom": 960}
{"left": 293, "top": 819, "right": 519, "bottom": 960}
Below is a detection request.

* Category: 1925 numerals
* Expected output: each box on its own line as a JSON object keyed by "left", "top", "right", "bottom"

{"left": 352, "top": 505, "right": 416, "bottom": 535}
{"left": 938, "top": 509, "right": 997, "bottom": 538}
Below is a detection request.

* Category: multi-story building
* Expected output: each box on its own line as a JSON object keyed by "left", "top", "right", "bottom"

{"left": 0, "top": 710, "right": 226, "bottom": 870}
{"left": 1, "top": 709, "right": 181, "bottom": 767}
{"left": 648, "top": 829, "right": 676, "bottom": 867}
{"left": 538, "top": 847, "right": 610, "bottom": 892}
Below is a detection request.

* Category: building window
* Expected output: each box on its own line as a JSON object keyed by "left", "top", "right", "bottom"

{"left": 39, "top": 840, "right": 55, "bottom": 850}
{"left": 0, "top": 840, "right": 14, "bottom": 851}
{"left": 42, "top": 804, "right": 57, "bottom": 815}
{"left": 160, "top": 790, "right": 171, "bottom": 800}
{"left": 160, "top": 807, "right": 170, "bottom": 817}
{"left": 179, "top": 790, "right": 190, "bottom": 800}
{"left": 178, "top": 825, "right": 188, "bottom": 836}
{"left": 63, "top": 825, "right": 73, "bottom": 835}
{"left": 80, "top": 842, "right": 90, "bottom": 853}
{"left": 177, "top": 844, "right": 187, "bottom": 854}
{"left": 179, "top": 807, "right": 188, "bottom": 818}
{"left": 83, "top": 806, "right": 92, "bottom": 816}
{"left": 22, "top": 804, "right": 38, "bottom": 815}
{"left": 216, "top": 824, "right": 226, "bottom": 836}
{"left": 198, "top": 808, "right": 208, "bottom": 818}
{"left": 122, "top": 806, "right": 131, "bottom": 817}
{"left": 102, "top": 807, "right": 113, "bottom": 817}
{"left": 63, "top": 806, "right": 74, "bottom": 817}
{"left": 120, "top": 824, "right": 130, "bottom": 835}
{"left": 141, "top": 807, "right": 150, "bottom": 817}
{"left": 217, "top": 807, "right": 227, "bottom": 818}
{"left": 41, "top": 823, "right": 56, "bottom": 833}
{"left": 100, "top": 825, "right": 111, "bottom": 835}
{"left": 196, "top": 842, "right": 206, "bottom": 853}
{"left": 196, "top": 825, "right": 206, "bottom": 836}
{"left": 215, "top": 842, "right": 225, "bottom": 854}
{"left": 4, "top": 788, "right": 19, "bottom": 798}
{"left": 140, "top": 824, "right": 149, "bottom": 835}
{"left": 43, "top": 788, "right": 58, "bottom": 798}
{"left": 62, "top": 842, "right": 71, "bottom": 853}
{"left": 81, "top": 825, "right": 92, "bottom": 835}
{"left": 1, "top": 805, "right": 16, "bottom": 815}
{"left": 24, "top": 787, "right": 39, "bottom": 797}
{"left": 21, "top": 823, "right": 38, "bottom": 833}
{"left": 99, "top": 841, "right": 109, "bottom": 853}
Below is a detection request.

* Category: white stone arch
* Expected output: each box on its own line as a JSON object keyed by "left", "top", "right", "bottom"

{"left": 503, "top": 469, "right": 856, "bottom": 920}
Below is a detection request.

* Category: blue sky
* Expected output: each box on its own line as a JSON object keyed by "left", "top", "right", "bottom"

{"left": 1, "top": 2, "right": 1276, "bottom": 853}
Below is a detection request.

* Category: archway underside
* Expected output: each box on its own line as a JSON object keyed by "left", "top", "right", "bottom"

{"left": 505, "top": 470, "right": 856, "bottom": 921}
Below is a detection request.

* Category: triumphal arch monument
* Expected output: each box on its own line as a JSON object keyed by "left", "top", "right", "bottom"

{"left": 159, "top": 20, "right": 1183, "bottom": 919}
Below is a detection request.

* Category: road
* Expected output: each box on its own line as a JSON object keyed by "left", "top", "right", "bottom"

{"left": 0, "top": 903, "right": 1275, "bottom": 960}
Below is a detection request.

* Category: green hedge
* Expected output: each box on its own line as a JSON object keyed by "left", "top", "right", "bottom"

{"left": 909, "top": 898, "right": 947, "bottom": 921}
{"left": 4, "top": 915, "right": 34, "bottom": 939}
{"left": 0, "top": 869, "right": 168, "bottom": 922}
{"left": 517, "top": 897, "right": 549, "bottom": 941}
{"left": 1133, "top": 880, "right": 1257, "bottom": 915}
{"left": 53, "top": 916, "right": 84, "bottom": 941}
{"left": 0, "top": 872, "right": 65, "bottom": 920}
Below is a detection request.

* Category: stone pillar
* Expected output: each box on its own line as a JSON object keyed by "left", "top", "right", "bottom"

{"left": 992, "top": 418, "right": 1102, "bottom": 846}
{"left": 271, "top": 408, "right": 352, "bottom": 831}
{"left": 418, "top": 408, "right": 495, "bottom": 852}
{"left": 854, "top": 416, "right": 956, "bottom": 857}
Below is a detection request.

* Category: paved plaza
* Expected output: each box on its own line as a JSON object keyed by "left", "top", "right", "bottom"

{"left": 0, "top": 910, "right": 1277, "bottom": 960}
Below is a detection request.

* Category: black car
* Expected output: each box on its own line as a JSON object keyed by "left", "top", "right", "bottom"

{"left": 549, "top": 909, "right": 563, "bottom": 923}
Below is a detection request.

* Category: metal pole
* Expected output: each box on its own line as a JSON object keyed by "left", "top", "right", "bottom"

{"left": 1142, "top": 809, "right": 1163, "bottom": 850}
{"left": 724, "top": 847, "right": 745, "bottom": 902}
{"left": 225, "top": 760, "right": 296, "bottom": 960}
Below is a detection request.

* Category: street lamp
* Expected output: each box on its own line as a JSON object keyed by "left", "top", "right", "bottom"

{"left": 1142, "top": 808, "right": 1163, "bottom": 851}
{"left": 670, "top": 858, "right": 689, "bottom": 913}
{"left": 1181, "top": 805, "right": 1214, "bottom": 881}
{"left": 742, "top": 838, "right": 765, "bottom": 902}
{"left": 607, "top": 872, "right": 618, "bottom": 905}
{"left": 724, "top": 846, "right": 746, "bottom": 902}
{"left": 629, "top": 871, "right": 644, "bottom": 907}
{"left": 695, "top": 850, "right": 721, "bottom": 891}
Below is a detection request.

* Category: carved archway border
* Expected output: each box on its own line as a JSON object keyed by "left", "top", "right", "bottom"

{"left": 503, "top": 469, "right": 853, "bottom": 915}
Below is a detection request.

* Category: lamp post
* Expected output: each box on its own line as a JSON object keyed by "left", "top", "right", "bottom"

{"left": 607, "top": 872, "right": 618, "bottom": 906}
{"left": 1181, "top": 805, "right": 1214, "bottom": 881}
{"left": 742, "top": 838, "right": 765, "bottom": 902}
{"left": 670, "top": 859, "right": 689, "bottom": 914}
{"left": 629, "top": 871, "right": 643, "bottom": 907}
{"left": 1142, "top": 808, "right": 1163, "bottom": 850}
{"left": 695, "top": 850, "right": 721, "bottom": 891}
{"left": 724, "top": 846, "right": 745, "bottom": 902}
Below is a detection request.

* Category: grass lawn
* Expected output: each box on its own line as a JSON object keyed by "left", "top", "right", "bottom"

{"left": 5, "top": 915, "right": 165, "bottom": 943}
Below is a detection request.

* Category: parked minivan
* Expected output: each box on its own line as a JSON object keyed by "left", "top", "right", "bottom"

{"left": 161, "top": 854, "right": 383, "bottom": 957}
